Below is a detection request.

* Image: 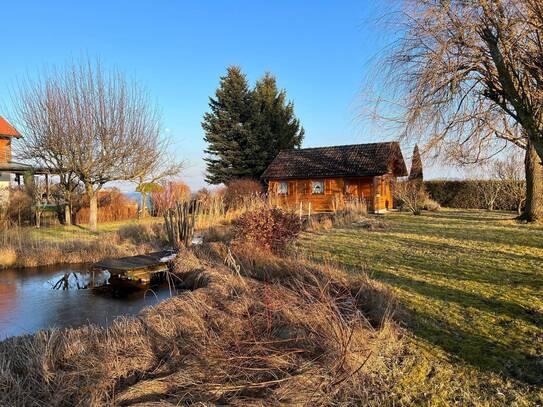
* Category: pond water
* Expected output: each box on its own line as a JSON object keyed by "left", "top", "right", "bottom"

{"left": 0, "top": 264, "right": 175, "bottom": 339}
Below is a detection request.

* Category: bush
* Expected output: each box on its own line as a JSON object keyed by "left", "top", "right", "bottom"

{"left": 393, "top": 180, "right": 428, "bottom": 215}
{"left": 224, "top": 178, "right": 263, "bottom": 210}
{"left": 76, "top": 188, "right": 138, "bottom": 224}
{"left": 6, "top": 189, "right": 33, "bottom": 226}
{"left": 233, "top": 207, "right": 302, "bottom": 253}
{"left": 150, "top": 181, "right": 191, "bottom": 216}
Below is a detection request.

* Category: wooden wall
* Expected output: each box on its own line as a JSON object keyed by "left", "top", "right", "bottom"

{"left": 268, "top": 175, "right": 394, "bottom": 213}
{"left": 0, "top": 138, "right": 11, "bottom": 163}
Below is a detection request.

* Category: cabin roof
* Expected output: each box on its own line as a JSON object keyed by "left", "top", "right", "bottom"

{"left": 0, "top": 116, "right": 22, "bottom": 138}
{"left": 261, "top": 141, "right": 408, "bottom": 180}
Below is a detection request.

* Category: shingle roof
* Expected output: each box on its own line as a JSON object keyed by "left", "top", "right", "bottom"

{"left": 0, "top": 116, "right": 21, "bottom": 138}
{"left": 261, "top": 142, "right": 408, "bottom": 180}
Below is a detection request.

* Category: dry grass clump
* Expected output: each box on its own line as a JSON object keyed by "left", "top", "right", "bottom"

{"left": 354, "top": 217, "right": 391, "bottom": 231}
{"left": 117, "top": 222, "right": 165, "bottom": 245}
{"left": 201, "top": 224, "right": 233, "bottom": 243}
{"left": 233, "top": 207, "right": 302, "bottom": 253}
{"left": 0, "top": 247, "right": 16, "bottom": 267}
{"left": 0, "top": 243, "right": 404, "bottom": 406}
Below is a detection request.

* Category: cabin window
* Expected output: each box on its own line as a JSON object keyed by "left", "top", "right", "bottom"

{"left": 278, "top": 181, "right": 288, "bottom": 195}
{"left": 311, "top": 180, "right": 324, "bottom": 194}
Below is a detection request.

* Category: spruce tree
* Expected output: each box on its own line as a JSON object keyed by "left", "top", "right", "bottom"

{"left": 202, "top": 66, "right": 254, "bottom": 184}
{"left": 249, "top": 73, "right": 304, "bottom": 177}
{"left": 203, "top": 68, "right": 304, "bottom": 184}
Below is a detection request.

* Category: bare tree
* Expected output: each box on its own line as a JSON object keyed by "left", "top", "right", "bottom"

{"left": 473, "top": 179, "right": 503, "bottom": 212}
{"left": 392, "top": 178, "right": 428, "bottom": 215}
{"left": 12, "top": 60, "right": 162, "bottom": 231}
{"left": 371, "top": 0, "right": 543, "bottom": 221}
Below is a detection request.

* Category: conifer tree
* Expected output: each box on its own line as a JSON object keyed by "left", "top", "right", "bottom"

{"left": 202, "top": 66, "right": 254, "bottom": 184}
{"left": 203, "top": 68, "right": 304, "bottom": 184}
{"left": 249, "top": 73, "right": 304, "bottom": 177}
{"left": 408, "top": 144, "right": 424, "bottom": 182}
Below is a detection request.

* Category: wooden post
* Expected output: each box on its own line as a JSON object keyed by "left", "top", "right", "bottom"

{"left": 308, "top": 202, "right": 311, "bottom": 221}
{"left": 299, "top": 201, "right": 303, "bottom": 220}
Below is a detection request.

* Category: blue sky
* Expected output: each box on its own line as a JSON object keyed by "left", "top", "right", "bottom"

{"left": 0, "top": 0, "right": 458, "bottom": 190}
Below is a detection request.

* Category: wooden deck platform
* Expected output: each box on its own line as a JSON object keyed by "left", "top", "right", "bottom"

{"left": 92, "top": 250, "right": 177, "bottom": 288}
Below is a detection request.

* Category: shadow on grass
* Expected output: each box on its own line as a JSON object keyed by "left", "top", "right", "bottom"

{"left": 404, "top": 304, "right": 543, "bottom": 385}
{"left": 369, "top": 268, "right": 543, "bottom": 385}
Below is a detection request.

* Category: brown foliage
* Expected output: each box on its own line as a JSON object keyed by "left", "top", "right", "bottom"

{"left": 76, "top": 188, "right": 138, "bottom": 224}
{"left": 233, "top": 207, "right": 302, "bottom": 253}
{"left": 150, "top": 181, "right": 191, "bottom": 216}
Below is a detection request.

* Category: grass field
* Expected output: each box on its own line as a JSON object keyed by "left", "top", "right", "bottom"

{"left": 300, "top": 209, "right": 543, "bottom": 405}
{"left": 0, "top": 217, "right": 165, "bottom": 268}
{"left": 16, "top": 217, "right": 163, "bottom": 243}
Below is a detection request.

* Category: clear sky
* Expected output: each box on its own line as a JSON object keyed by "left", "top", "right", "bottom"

{"left": 0, "top": 0, "right": 461, "bottom": 191}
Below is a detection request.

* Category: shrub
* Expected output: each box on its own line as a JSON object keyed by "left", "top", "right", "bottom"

{"left": 393, "top": 179, "right": 428, "bottom": 215}
{"left": 233, "top": 207, "right": 302, "bottom": 253}
{"left": 224, "top": 178, "right": 263, "bottom": 210}
{"left": 6, "top": 189, "right": 33, "bottom": 226}
{"left": 150, "top": 181, "right": 191, "bottom": 216}
{"left": 76, "top": 188, "right": 138, "bottom": 224}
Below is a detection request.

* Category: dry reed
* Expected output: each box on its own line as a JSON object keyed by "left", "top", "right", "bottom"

{"left": 0, "top": 243, "right": 404, "bottom": 406}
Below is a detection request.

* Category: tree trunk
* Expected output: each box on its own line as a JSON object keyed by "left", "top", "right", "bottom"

{"left": 522, "top": 141, "right": 543, "bottom": 222}
{"left": 140, "top": 191, "right": 148, "bottom": 218}
{"left": 64, "top": 203, "right": 72, "bottom": 226}
{"left": 88, "top": 187, "right": 98, "bottom": 232}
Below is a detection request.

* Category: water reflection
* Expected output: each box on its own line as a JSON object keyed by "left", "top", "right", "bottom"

{"left": 0, "top": 264, "right": 175, "bottom": 339}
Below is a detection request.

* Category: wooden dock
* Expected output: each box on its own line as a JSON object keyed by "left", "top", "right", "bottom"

{"left": 93, "top": 250, "right": 176, "bottom": 289}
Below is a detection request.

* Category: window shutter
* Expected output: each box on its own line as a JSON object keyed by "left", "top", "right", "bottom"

{"left": 325, "top": 179, "right": 332, "bottom": 195}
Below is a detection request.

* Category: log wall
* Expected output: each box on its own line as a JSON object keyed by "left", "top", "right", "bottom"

{"left": 268, "top": 175, "right": 394, "bottom": 213}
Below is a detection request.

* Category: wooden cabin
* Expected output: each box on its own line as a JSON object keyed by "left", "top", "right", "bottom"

{"left": 261, "top": 142, "right": 408, "bottom": 213}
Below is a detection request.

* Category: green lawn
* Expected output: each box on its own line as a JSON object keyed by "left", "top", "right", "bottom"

{"left": 300, "top": 209, "right": 543, "bottom": 405}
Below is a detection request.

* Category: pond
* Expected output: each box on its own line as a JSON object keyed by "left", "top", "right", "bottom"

{"left": 0, "top": 264, "right": 175, "bottom": 339}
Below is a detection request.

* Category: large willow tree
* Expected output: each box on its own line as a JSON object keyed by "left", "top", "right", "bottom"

{"left": 373, "top": 0, "right": 543, "bottom": 221}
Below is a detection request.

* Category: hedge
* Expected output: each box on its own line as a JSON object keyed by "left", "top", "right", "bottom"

{"left": 424, "top": 180, "right": 523, "bottom": 211}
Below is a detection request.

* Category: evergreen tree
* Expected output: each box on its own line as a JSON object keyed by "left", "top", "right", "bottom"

{"left": 408, "top": 144, "right": 424, "bottom": 182}
{"left": 249, "top": 73, "right": 304, "bottom": 177}
{"left": 203, "top": 68, "right": 304, "bottom": 184}
{"left": 202, "top": 66, "right": 254, "bottom": 184}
